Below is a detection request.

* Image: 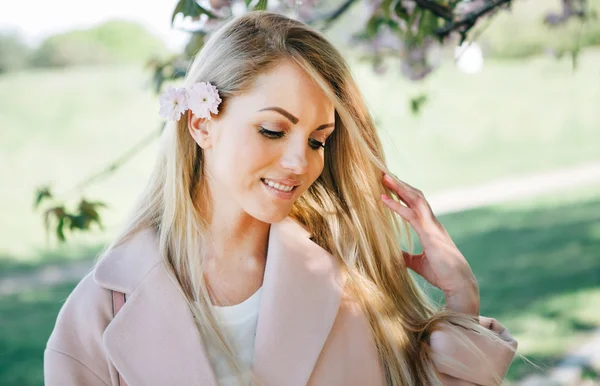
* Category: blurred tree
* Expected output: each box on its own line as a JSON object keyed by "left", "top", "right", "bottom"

{"left": 478, "top": 0, "right": 599, "bottom": 60}
{"left": 146, "top": 0, "right": 594, "bottom": 85}
{"left": 30, "top": 33, "right": 112, "bottom": 68}
{"left": 30, "top": 20, "right": 168, "bottom": 68}
{"left": 0, "top": 31, "right": 31, "bottom": 73}
{"left": 36, "top": 0, "right": 595, "bottom": 242}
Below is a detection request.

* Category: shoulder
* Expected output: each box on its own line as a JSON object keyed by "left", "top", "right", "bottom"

{"left": 45, "top": 270, "right": 114, "bottom": 385}
{"left": 45, "top": 228, "right": 162, "bottom": 376}
{"left": 46, "top": 271, "right": 113, "bottom": 353}
{"left": 93, "top": 228, "right": 163, "bottom": 294}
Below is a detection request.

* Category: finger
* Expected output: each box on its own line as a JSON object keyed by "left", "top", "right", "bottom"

{"left": 382, "top": 172, "right": 421, "bottom": 194}
{"left": 382, "top": 173, "right": 433, "bottom": 218}
{"left": 382, "top": 173, "right": 422, "bottom": 207}
{"left": 402, "top": 250, "right": 425, "bottom": 260}
{"left": 381, "top": 194, "right": 417, "bottom": 223}
{"left": 402, "top": 250, "right": 425, "bottom": 270}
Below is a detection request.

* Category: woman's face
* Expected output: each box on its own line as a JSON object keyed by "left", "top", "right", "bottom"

{"left": 189, "top": 59, "right": 336, "bottom": 223}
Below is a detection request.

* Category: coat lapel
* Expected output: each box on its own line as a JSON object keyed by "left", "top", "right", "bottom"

{"left": 94, "top": 229, "right": 219, "bottom": 386}
{"left": 93, "top": 217, "right": 347, "bottom": 386}
{"left": 252, "top": 217, "right": 347, "bottom": 386}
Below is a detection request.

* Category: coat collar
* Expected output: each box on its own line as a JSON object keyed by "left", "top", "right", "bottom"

{"left": 93, "top": 216, "right": 347, "bottom": 386}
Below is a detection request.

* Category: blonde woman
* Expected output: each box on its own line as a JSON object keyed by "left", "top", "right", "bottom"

{"left": 44, "top": 11, "right": 518, "bottom": 386}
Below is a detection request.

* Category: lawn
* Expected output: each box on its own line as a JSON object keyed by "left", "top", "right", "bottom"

{"left": 440, "top": 184, "right": 600, "bottom": 380}
{"left": 0, "top": 281, "right": 76, "bottom": 386}
{"left": 1, "top": 185, "right": 598, "bottom": 385}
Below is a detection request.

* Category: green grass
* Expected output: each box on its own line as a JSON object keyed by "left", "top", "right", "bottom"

{"left": 0, "top": 281, "right": 77, "bottom": 386}
{"left": 439, "top": 184, "right": 600, "bottom": 381}
{"left": 1, "top": 49, "right": 599, "bottom": 262}
{"left": 0, "top": 246, "right": 100, "bottom": 280}
{"left": 1, "top": 185, "right": 598, "bottom": 385}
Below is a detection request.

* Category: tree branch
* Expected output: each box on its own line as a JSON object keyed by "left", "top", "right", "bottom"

{"left": 435, "top": 0, "right": 513, "bottom": 39}
{"left": 59, "top": 125, "right": 163, "bottom": 199}
{"left": 413, "top": 0, "right": 453, "bottom": 20}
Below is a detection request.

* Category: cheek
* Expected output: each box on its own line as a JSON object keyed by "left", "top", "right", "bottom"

{"left": 213, "top": 127, "right": 273, "bottom": 185}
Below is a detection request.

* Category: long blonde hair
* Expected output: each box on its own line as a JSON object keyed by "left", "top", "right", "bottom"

{"left": 100, "top": 11, "right": 515, "bottom": 385}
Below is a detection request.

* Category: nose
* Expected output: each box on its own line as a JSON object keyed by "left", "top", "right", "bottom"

{"left": 279, "top": 137, "right": 309, "bottom": 175}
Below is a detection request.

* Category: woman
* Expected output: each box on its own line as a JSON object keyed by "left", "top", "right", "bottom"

{"left": 44, "top": 11, "right": 518, "bottom": 386}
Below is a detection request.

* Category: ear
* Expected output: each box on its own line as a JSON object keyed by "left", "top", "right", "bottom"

{"left": 187, "top": 111, "right": 213, "bottom": 149}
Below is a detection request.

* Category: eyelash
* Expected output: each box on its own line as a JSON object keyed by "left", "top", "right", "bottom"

{"left": 258, "top": 127, "right": 326, "bottom": 150}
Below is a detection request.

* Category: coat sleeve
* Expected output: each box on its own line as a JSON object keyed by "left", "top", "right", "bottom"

{"left": 44, "top": 271, "right": 116, "bottom": 386}
{"left": 429, "top": 316, "right": 518, "bottom": 386}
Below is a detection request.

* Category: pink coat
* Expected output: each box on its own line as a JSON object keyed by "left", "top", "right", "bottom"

{"left": 44, "top": 216, "right": 518, "bottom": 386}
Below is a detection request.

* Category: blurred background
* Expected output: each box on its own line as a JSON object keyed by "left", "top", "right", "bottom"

{"left": 0, "top": 0, "right": 599, "bottom": 384}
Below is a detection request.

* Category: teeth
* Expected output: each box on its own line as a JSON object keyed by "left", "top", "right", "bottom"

{"left": 263, "top": 178, "right": 295, "bottom": 192}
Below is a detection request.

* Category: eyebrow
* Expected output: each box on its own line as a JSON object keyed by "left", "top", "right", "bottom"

{"left": 258, "top": 106, "right": 335, "bottom": 131}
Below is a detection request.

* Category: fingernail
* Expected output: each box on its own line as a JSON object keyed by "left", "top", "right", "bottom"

{"left": 381, "top": 194, "right": 391, "bottom": 201}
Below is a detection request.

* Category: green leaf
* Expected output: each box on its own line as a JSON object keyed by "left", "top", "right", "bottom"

{"left": 410, "top": 93, "right": 428, "bottom": 115}
{"left": 380, "top": 0, "right": 392, "bottom": 19}
{"left": 393, "top": 1, "right": 410, "bottom": 22}
{"left": 171, "top": 0, "right": 219, "bottom": 25}
{"left": 44, "top": 206, "right": 65, "bottom": 237}
{"left": 196, "top": 3, "right": 219, "bottom": 19}
{"left": 77, "top": 199, "right": 107, "bottom": 229}
{"left": 184, "top": 32, "right": 206, "bottom": 58}
{"left": 420, "top": 7, "right": 440, "bottom": 38}
{"left": 56, "top": 216, "right": 66, "bottom": 242}
{"left": 67, "top": 214, "right": 88, "bottom": 230}
{"left": 365, "top": 15, "right": 385, "bottom": 39}
{"left": 254, "top": 0, "right": 268, "bottom": 11}
{"left": 34, "top": 186, "right": 53, "bottom": 209}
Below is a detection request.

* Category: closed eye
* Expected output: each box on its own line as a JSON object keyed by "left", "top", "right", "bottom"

{"left": 308, "top": 138, "right": 325, "bottom": 150}
{"left": 258, "top": 127, "right": 285, "bottom": 139}
{"left": 258, "top": 127, "right": 326, "bottom": 150}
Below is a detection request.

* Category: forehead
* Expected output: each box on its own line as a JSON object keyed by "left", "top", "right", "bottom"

{"left": 241, "top": 60, "right": 335, "bottom": 122}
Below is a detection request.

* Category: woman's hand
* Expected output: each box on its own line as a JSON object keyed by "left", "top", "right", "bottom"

{"left": 380, "top": 172, "right": 480, "bottom": 316}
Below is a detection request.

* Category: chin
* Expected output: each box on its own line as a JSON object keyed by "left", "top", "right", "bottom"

{"left": 247, "top": 208, "right": 291, "bottom": 224}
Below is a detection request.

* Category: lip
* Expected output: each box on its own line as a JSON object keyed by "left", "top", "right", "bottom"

{"left": 261, "top": 178, "right": 298, "bottom": 200}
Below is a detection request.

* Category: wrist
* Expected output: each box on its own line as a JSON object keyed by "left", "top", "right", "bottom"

{"left": 443, "top": 279, "right": 480, "bottom": 316}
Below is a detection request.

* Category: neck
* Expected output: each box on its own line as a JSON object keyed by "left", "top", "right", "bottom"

{"left": 204, "top": 212, "right": 270, "bottom": 265}
{"left": 201, "top": 210, "right": 271, "bottom": 306}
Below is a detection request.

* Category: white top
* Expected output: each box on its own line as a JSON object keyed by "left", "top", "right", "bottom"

{"left": 203, "top": 287, "right": 263, "bottom": 386}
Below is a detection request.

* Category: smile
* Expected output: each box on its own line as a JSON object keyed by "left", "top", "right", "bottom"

{"left": 261, "top": 178, "right": 297, "bottom": 193}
